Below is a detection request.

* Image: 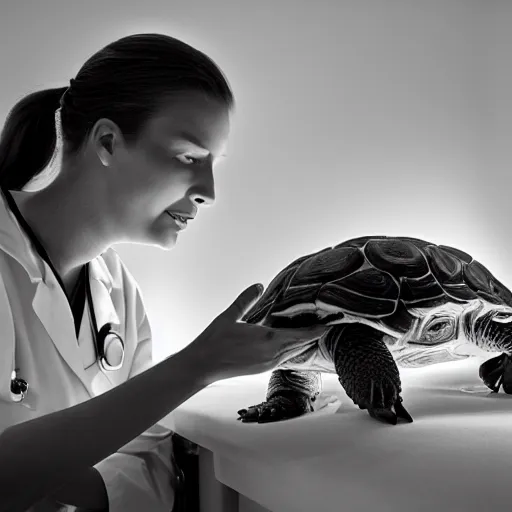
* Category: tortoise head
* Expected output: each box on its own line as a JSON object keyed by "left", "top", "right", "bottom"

{"left": 400, "top": 301, "right": 512, "bottom": 366}
{"left": 407, "top": 302, "right": 512, "bottom": 392}
{"left": 463, "top": 303, "right": 512, "bottom": 393}
{"left": 463, "top": 303, "right": 512, "bottom": 354}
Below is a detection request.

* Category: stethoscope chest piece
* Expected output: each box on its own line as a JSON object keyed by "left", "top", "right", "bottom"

{"left": 98, "top": 323, "right": 125, "bottom": 371}
{"left": 10, "top": 369, "right": 29, "bottom": 403}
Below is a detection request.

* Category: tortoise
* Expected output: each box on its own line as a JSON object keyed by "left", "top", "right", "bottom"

{"left": 237, "top": 236, "right": 512, "bottom": 425}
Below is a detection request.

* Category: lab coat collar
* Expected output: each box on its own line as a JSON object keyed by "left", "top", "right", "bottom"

{"left": 0, "top": 189, "right": 117, "bottom": 399}
{"left": 0, "top": 189, "right": 115, "bottom": 290}
{"left": 0, "top": 190, "right": 46, "bottom": 285}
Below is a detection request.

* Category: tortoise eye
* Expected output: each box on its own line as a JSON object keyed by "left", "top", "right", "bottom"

{"left": 430, "top": 321, "right": 448, "bottom": 332}
{"left": 423, "top": 318, "right": 455, "bottom": 344}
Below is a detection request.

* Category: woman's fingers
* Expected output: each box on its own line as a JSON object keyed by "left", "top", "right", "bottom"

{"left": 273, "top": 324, "right": 329, "bottom": 345}
{"left": 223, "top": 283, "right": 264, "bottom": 321}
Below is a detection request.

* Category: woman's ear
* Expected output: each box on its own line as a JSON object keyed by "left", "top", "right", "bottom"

{"left": 90, "top": 118, "right": 119, "bottom": 167}
{"left": 98, "top": 133, "right": 114, "bottom": 165}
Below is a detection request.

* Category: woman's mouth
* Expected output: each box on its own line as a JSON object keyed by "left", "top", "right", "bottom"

{"left": 166, "top": 211, "right": 188, "bottom": 229}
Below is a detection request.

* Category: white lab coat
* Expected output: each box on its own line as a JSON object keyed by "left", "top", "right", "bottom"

{"left": 0, "top": 190, "right": 178, "bottom": 511}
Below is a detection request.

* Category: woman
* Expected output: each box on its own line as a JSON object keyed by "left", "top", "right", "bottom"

{"left": 0, "top": 33, "right": 326, "bottom": 511}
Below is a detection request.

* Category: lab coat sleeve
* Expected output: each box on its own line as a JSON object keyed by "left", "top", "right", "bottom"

{"left": 93, "top": 282, "right": 179, "bottom": 512}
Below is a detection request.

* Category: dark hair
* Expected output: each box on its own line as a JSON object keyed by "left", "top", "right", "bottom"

{"left": 0, "top": 33, "right": 235, "bottom": 191}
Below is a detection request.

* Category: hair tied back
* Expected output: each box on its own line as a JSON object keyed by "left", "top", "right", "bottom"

{"left": 59, "top": 78, "right": 76, "bottom": 108}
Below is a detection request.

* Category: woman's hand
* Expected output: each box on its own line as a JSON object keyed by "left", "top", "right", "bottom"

{"left": 184, "top": 283, "right": 328, "bottom": 384}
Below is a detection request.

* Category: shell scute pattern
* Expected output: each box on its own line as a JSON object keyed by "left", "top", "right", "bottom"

{"left": 363, "top": 239, "right": 429, "bottom": 279}
{"left": 242, "top": 249, "right": 329, "bottom": 324}
{"left": 289, "top": 246, "right": 364, "bottom": 288}
{"left": 399, "top": 274, "right": 446, "bottom": 308}
{"left": 245, "top": 236, "right": 512, "bottom": 327}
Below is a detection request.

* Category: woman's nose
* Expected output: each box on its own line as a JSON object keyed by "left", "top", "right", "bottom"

{"left": 190, "top": 169, "right": 216, "bottom": 206}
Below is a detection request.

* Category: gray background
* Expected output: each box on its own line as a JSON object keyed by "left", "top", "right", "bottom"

{"left": 0, "top": 0, "right": 509, "bottom": 361}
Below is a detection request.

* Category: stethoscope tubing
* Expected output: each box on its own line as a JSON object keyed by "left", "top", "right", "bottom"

{"left": 84, "top": 263, "right": 125, "bottom": 372}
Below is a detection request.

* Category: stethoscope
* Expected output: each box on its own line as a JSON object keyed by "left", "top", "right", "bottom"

{"left": 4, "top": 190, "right": 125, "bottom": 403}
{"left": 84, "top": 262, "right": 125, "bottom": 373}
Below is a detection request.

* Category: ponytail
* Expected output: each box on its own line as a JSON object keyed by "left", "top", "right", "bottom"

{"left": 0, "top": 87, "right": 67, "bottom": 191}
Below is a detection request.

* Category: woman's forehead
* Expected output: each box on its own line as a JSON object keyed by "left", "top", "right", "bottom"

{"left": 150, "top": 92, "right": 229, "bottom": 131}
{"left": 147, "top": 91, "right": 230, "bottom": 152}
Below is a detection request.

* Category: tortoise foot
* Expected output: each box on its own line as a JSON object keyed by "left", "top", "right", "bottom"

{"left": 330, "top": 323, "right": 414, "bottom": 425}
{"left": 237, "top": 391, "right": 314, "bottom": 423}
{"left": 339, "top": 370, "right": 413, "bottom": 425}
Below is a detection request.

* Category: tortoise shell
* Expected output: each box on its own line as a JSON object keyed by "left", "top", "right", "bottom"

{"left": 242, "top": 236, "right": 512, "bottom": 334}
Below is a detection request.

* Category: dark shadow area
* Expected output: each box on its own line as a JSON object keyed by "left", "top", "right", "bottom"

{"left": 171, "top": 432, "right": 200, "bottom": 512}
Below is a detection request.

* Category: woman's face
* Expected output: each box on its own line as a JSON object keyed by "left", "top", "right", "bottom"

{"left": 103, "top": 90, "right": 231, "bottom": 249}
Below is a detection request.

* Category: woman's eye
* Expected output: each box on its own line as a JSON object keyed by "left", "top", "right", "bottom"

{"left": 176, "top": 155, "right": 200, "bottom": 165}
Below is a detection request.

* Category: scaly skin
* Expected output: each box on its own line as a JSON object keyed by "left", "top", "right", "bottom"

{"left": 237, "top": 324, "right": 413, "bottom": 425}
{"left": 237, "top": 370, "right": 321, "bottom": 423}
{"left": 330, "top": 324, "right": 412, "bottom": 424}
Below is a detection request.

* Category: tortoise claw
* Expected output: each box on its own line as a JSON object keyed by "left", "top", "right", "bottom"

{"left": 237, "top": 404, "right": 283, "bottom": 423}
{"left": 394, "top": 396, "right": 414, "bottom": 423}
{"left": 237, "top": 394, "right": 313, "bottom": 423}
{"left": 368, "top": 407, "right": 397, "bottom": 425}
{"left": 351, "top": 378, "right": 413, "bottom": 425}
{"left": 368, "top": 397, "right": 413, "bottom": 425}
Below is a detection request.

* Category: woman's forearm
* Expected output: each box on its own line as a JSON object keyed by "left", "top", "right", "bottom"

{"left": 0, "top": 347, "right": 209, "bottom": 512}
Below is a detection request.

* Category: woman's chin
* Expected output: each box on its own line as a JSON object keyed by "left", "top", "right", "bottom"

{"left": 154, "top": 231, "right": 179, "bottom": 250}
{"left": 135, "top": 225, "right": 180, "bottom": 250}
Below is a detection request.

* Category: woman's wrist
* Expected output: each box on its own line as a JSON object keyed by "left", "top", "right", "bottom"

{"left": 172, "top": 342, "right": 219, "bottom": 388}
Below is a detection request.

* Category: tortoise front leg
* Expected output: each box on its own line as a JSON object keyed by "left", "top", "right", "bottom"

{"left": 326, "top": 324, "right": 413, "bottom": 425}
{"left": 237, "top": 369, "right": 322, "bottom": 423}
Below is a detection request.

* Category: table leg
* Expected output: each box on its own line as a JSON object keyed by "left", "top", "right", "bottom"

{"left": 199, "top": 447, "right": 239, "bottom": 512}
